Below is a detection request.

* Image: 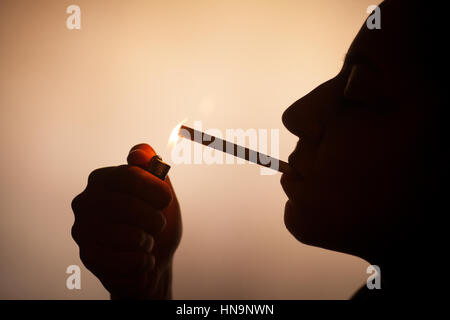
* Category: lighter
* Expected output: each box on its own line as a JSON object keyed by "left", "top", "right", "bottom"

{"left": 145, "top": 155, "right": 171, "bottom": 181}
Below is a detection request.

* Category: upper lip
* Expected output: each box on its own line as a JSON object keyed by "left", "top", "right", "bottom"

{"left": 289, "top": 139, "right": 302, "bottom": 165}
{"left": 288, "top": 138, "right": 301, "bottom": 166}
{"left": 288, "top": 152, "right": 296, "bottom": 167}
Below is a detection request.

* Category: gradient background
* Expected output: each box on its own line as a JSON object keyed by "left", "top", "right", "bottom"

{"left": 0, "top": 0, "right": 376, "bottom": 299}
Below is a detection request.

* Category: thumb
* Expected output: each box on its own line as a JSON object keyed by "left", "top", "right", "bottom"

{"left": 127, "top": 143, "right": 157, "bottom": 166}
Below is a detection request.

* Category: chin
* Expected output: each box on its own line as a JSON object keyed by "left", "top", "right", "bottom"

{"left": 283, "top": 200, "right": 316, "bottom": 246}
{"left": 283, "top": 200, "right": 350, "bottom": 253}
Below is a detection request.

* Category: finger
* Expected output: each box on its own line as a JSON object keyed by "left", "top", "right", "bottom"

{"left": 73, "top": 190, "right": 167, "bottom": 235}
{"left": 154, "top": 176, "right": 181, "bottom": 257}
{"left": 103, "top": 271, "right": 148, "bottom": 298}
{"left": 86, "top": 167, "right": 117, "bottom": 188}
{"left": 103, "top": 271, "right": 150, "bottom": 299}
{"left": 80, "top": 246, "right": 155, "bottom": 276}
{"left": 129, "top": 143, "right": 155, "bottom": 155}
{"left": 103, "top": 165, "right": 172, "bottom": 209}
{"left": 72, "top": 223, "right": 154, "bottom": 252}
{"left": 127, "top": 144, "right": 156, "bottom": 166}
{"left": 82, "top": 165, "right": 172, "bottom": 209}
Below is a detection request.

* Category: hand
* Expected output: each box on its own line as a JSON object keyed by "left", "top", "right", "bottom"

{"left": 71, "top": 144, "right": 182, "bottom": 299}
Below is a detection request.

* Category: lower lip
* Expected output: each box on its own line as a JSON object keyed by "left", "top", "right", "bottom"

{"left": 280, "top": 172, "right": 302, "bottom": 199}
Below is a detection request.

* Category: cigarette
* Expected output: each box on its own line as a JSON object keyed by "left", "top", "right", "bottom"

{"left": 179, "top": 125, "right": 294, "bottom": 174}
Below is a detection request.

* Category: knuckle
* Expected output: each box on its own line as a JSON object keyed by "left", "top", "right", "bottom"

{"left": 155, "top": 211, "right": 167, "bottom": 231}
{"left": 71, "top": 223, "right": 80, "bottom": 244}
{"left": 148, "top": 185, "right": 173, "bottom": 210}
{"left": 112, "top": 165, "right": 173, "bottom": 209}
{"left": 160, "top": 189, "right": 173, "bottom": 208}
{"left": 124, "top": 165, "right": 142, "bottom": 180}
{"left": 123, "top": 164, "right": 139, "bottom": 177}
{"left": 140, "top": 233, "right": 154, "bottom": 252}
{"left": 87, "top": 168, "right": 103, "bottom": 185}
{"left": 88, "top": 167, "right": 114, "bottom": 186}
{"left": 71, "top": 193, "right": 83, "bottom": 213}
{"left": 136, "top": 229, "right": 147, "bottom": 246}
{"left": 145, "top": 235, "right": 155, "bottom": 252}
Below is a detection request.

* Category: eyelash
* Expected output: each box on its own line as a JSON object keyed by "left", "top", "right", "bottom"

{"left": 343, "top": 64, "right": 378, "bottom": 102}
{"left": 338, "top": 65, "right": 375, "bottom": 109}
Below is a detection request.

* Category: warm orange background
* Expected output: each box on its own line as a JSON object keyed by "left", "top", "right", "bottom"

{"left": 0, "top": 0, "right": 376, "bottom": 299}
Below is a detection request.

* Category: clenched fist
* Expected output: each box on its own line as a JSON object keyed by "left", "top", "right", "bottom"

{"left": 71, "top": 144, "right": 182, "bottom": 299}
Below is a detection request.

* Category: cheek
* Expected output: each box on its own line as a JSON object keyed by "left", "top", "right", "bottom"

{"left": 287, "top": 107, "right": 424, "bottom": 249}
{"left": 304, "top": 116, "right": 410, "bottom": 228}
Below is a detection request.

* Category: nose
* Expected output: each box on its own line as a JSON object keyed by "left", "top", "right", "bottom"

{"left": 282, "top": 78, "right": 340, "bottom": 144}
{"left": 282, "top": 103, "right": 323, "bottom": 144}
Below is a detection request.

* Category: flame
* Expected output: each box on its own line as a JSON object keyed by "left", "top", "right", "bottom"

{"left": 168, "top": 119, "right": 186, "bottom": 149}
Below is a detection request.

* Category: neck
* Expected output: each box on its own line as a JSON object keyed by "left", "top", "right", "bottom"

{"left": 360, "top": 235, "right": 432, "bottom": 299}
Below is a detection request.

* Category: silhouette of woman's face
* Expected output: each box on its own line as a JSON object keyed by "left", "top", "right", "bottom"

{"left": 280, "top": 1, "right": 425, "bottom": 259}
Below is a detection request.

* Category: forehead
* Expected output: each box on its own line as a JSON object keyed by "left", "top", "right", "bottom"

{"left": 346, "top": 1, "right": 417, "bottom": 73}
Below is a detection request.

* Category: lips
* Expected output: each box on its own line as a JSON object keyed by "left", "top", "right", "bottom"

{"left": 287, "top": 137, "right": 317, "bottom": 179}
{"left": 280, "top": 171, "right": 301, "bottom": 201}
{"left": 287, "top": 150, "right": 302, "bottom": 178}
{"left": 281, "top": 143, "right": 304, "bottom": 201}
{"left": 288, "top": 152, "right": 297, "bottom": 169}
{"left": 288, "top": 139, "right": 302, "bottom": 171}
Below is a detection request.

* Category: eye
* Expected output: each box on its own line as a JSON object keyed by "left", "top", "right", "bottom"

{"left": 343, "top": 64, "right": 381, "bottom": 104}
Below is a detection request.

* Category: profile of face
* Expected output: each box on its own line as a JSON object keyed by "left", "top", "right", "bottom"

{"left": 280, "top": 0, "right": 427, "bottom": 262}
